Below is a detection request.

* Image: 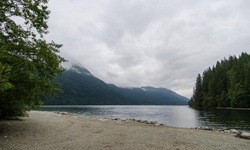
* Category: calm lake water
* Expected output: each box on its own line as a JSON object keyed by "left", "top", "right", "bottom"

{"left": 39, "top": 105, "right": 250, "bottom": 131}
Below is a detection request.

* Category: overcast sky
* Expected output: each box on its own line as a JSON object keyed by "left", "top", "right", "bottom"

{"left": 45, "top": 0, "right": 250, "bottom": 98}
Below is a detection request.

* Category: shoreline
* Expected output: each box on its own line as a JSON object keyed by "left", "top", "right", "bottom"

{"left": 1, "top": 111, "right": 250, "bottom": 150}
{"left": 56, "top": 111, "right": 250, "bottom": 136}
{"left": 216, "top": 107, "right": 250, "bottom": 110}
{"left": 39, "top": 107, "right": 250, "bottom": 132}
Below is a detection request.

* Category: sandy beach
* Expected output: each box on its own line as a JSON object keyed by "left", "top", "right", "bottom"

{"left": 0, "top": 111, "right": 249, "bottom": 150}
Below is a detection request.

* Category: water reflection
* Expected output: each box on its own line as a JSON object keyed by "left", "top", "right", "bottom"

{"left": 197, "top": 109, "right": 250, "bottom": 131}
{"left": 39, "top": 105, "right": 250, "bottom": 131}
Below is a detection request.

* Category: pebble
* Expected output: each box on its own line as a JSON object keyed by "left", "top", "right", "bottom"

{"left": 230, "top": 129, "right": 238, "bottom": 134}
{"left": 193, "top": 127, "right": 250, "bottom": 140}
{"left": 240, "top": 132, "right": 250, "bottom": 140}
{"left": 111, "top": 118, "right": 163, "bottom": 126}
{"left": 55, "top": 112, "right": 69, "bottom": 115}
{"left": 6, "top": 123, "right": 14, "bottom": 126}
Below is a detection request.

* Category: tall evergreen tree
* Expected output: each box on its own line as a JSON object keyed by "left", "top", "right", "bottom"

{"left": 193, "top": 74, "right": 203, "bottom": 108}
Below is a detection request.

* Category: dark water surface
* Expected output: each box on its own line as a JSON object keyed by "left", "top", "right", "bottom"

{"left": 39, "top": 105, "right": 250, "bottom": 131}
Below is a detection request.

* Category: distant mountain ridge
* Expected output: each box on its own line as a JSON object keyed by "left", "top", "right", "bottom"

{"left": 45, "top": 63, "right": 189, "bottom": 105}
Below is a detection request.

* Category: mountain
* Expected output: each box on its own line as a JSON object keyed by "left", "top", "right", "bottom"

{"left": 44, "top": 63, "right": 189, "bottom": 105}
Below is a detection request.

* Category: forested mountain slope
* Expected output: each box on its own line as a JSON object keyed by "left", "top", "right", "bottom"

{"left": 45, "top": 63, "right": 188, "bottom": 105}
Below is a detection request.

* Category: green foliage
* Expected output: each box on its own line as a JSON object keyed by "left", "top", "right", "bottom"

{"left": 0, "top": 0, "right": 65, "bottom": 118}
{"left": 189, "top": 52, "right": 250, "bottom": 108}
{"left": 0, "top": 61, "right": 13, "bottom": 91}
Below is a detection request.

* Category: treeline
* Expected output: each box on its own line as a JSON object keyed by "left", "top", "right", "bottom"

{"left": 189, "top": 52, "right": 250, "bottom": 108}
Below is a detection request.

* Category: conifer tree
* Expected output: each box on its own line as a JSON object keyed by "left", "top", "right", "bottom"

{"left": 193, "top": 74, "right": 203, "bottom": 108}
{"left": 189, "top": 52, "right": 250, "bottom": 108}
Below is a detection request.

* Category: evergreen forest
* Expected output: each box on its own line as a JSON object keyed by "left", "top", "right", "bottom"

{"left": 189, "top": 52, "right": 250, "bottom": 108}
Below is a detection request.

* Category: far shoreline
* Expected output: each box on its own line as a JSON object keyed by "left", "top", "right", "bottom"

{"left": 216, "top": 107, "right": 250, "bottom": 110}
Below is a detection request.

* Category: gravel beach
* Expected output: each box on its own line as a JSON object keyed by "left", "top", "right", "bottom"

{"left": 0, "top": 111, "right": 249, "bottom": 150}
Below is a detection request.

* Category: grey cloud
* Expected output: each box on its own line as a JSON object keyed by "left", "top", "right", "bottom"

{"left": 46, "top": 0, "right": 250, "bottom": 98}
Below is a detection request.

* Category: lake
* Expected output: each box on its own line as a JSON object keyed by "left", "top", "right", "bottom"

{"left": 39, "top": 105, "right": 250, "bottom": 131}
